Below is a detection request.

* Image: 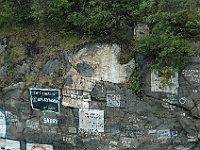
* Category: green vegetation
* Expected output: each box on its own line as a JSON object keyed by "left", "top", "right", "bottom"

{"left": 140, "top": 33, "right": 193, "bottom": 71}
{"left": 0, "top": 0, "right": 200, "bottom": 94}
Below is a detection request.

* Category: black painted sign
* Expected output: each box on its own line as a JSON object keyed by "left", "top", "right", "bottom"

{"left": 29, "top": 88, "right": 60, "bottom": 113}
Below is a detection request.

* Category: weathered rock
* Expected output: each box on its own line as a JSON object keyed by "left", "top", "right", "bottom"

{"left": 76, "top": 62, "right": 94, "bottom": 77}
{"left": 177, "top": 97, "right": 195, "bottom": 110}
{"left": 65, "top": 75, "right": 73, "bottom": 86}
{"left": 179, "top": 118, "right": 197, "bottom": 135}
{"left": 64, "top": 50, "right": 72, "bottom": 72}
{"left": 119, "top": 137, "right": 139, "bottom": 149}
{"left": 0, "top": 43, "right": 7, "bottom": 54}
{"left": 0, "top": 66, "right": 7, "bottom": 78}
{"left": 135, "top": 101, "right": 152, "bottom": 115}
{"left": 2, "top": 37, "right": 8, "bottom": 45}
{"left": 191, "top": 107, "right": 200, "bottom": 118}
{"left": 0, "top": 44, "right": 200, "bottom": 150}
{"left": 42, "top": 59, "right": 64, "bottom": 75}
{"left": 64, "top": 43, "right": 135, "bottom": 91}
{"left": 91, "top": 82, "right": 106, "bottom": 100}
{"left": 15, "top": 63, "right": 29, "bottom": 74}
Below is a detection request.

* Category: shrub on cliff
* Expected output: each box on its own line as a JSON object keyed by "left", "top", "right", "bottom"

{"left": 139, "top": 32, "right": 193, "bottom": 71}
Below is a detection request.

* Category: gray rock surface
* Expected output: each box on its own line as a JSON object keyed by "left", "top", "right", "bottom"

{"left": 0, "top": 43, "right": 7, "bottom": 54}
{"left": 76, "top": 62, "right": 94, "bottom": 77}
{"left": 15, "top": 63, "right": 29, "bottom": 74}
{"left": 65, "top": 75, "right": 73, "bottom": 86}
{"left": 0, "top": 66, "right": 7, "bottom": 78}
{"left": 42, "top": 59, "right": 64, "bottom": 75}
{"left": 0, "top": 44, "right": 200, "bottom": 150}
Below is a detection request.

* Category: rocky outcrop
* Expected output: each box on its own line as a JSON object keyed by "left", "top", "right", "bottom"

{"left": 0, "top": 42, "right": 200, "bottom": 150}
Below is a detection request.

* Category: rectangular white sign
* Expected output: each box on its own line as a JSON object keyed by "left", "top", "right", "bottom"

{"left": 0, "top": 110, "right": 6, "bottom": 138}
{"left": 62, "top": 88, "right": 91, "bottom": 109}
{"left": 0, "top": 139, "right": 20, "bottom": 149}
{"left": 26, "top": 143, "right": 53, "bottom": 150}
{"left": 151, "top": 70, "right": 179, "bottom": 94}
{"left": 79, "top": 109, "right": 104, "bottom": 133}
{"left": 157, "top": 129, "right": 171, "bottom": 140}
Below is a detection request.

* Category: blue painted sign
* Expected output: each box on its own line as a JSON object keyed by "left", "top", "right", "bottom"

{"left": 171, "top": 131, "right": 178, "bottom": 139}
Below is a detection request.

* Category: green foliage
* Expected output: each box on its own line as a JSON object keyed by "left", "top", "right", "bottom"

{"left": 0, "top": 0, "right": 32, "bottom": 29}
{"left": 0, "top": 3, "right": 15, "bottom": 27}
{"left": 130, "top": 76, "right": 143, "bottom": 95}
{"left": 139, "top": 0, "right": 200, "bottom": 37}
{"left": 154, "top": 69, "right": 177, "bottom": 90}
{"left": 68, "top": 0, "right": 142, "bottom": 35}
{"left": 140, "top": 32, "right": 193, "bottom": 71}
{"left": 130, "top": 56, "right": 143, "bottom": 96}
{"left": 186, "top": 9, "right": 200, "bottom": 37}
{"left": 31, "top": 0, "right": 72, "bottom": 27}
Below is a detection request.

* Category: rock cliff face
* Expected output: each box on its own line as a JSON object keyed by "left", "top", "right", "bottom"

{"left": 0, "top": 39, "right": 199, "bottom": 150}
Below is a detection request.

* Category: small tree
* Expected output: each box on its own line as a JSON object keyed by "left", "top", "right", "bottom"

{"left": 31, "top": 0, "right": 72, "bottom": 27}
{"left": 68, "top": 0, "right": 143, "bottom": 35}
{"left": 139, "top": 32, "right": 193, "bottom": 71}
{"left": 0, "top": 0, "right": 32, "bottom": 27}
{"left": 0, "top": 3, "right": 14, "bottom": 27}
{"left": 138, "top": 0, "right": 199, "bottom": 72}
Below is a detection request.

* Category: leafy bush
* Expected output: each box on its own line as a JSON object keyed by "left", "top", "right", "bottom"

{"left": 68, "top": 0, "right": 141, "bottom": 35}
{"left": 0, "top": 3, "right": 15, "bottom": 27}
{"left": 0, "top": 0, "right": 32, "bottom": 28}
{"left": 31, "top": 0, "right": 72, "bottom": 27}
{"left": 139, "top": 33, "right": 193, "bottom": 71}
{"left": 139, "top": 0, "right": 200, "bottom": 38}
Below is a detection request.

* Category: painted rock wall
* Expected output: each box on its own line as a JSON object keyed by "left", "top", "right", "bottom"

{"left": 0, "top": 42, "right": 200, "bottom": 150}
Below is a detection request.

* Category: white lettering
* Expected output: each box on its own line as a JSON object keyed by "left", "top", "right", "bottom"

{"left": 43, "top": 118, "right": 58, "bottom": 124}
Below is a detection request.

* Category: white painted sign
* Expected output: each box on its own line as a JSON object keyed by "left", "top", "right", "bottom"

{"left": 157, "top": 129, "right": 171, "bottom": 140}
{"left": 62, "top": 88, "right": 90, "bottom": 109}
{"left": 0, "top": 110, "right": 6, "bottom": 138}
{"left": 151, "top": 70, "right": 179, "bottom": 94}
{"left": 79, "top": 109, "right": 104, "bottom": 133}
{"left": 26, "top": 143, "right": 53, "bottom": 150}
{"left": 106, "top": 94, "right": 120, "bottom": 107}
{"left": 0, "top": 139, "right": 20, "bottom": 149}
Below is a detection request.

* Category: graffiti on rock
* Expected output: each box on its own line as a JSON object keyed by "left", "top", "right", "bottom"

{"left": 26, "top": 119, "right": 40, "bottom": 130}
{"left": 6, "top": 111, "right": 21, "bottom": 130}
{"left": 63, "top": 135, "right": 77, "bottom": 146}
{"left": 109, "top": 141, "right": 119, "bottom": 149}
{"left": 179, "top": 97, "right": 187, "bottom": 104}
{"left": 119, "top": 137, "right": 139, "bottom": 149}
{"left": 42, "top": 126, "right": 57, "bottom": 134}
{"left": 182, "top": 69, "right": 200, "bottom": 83}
